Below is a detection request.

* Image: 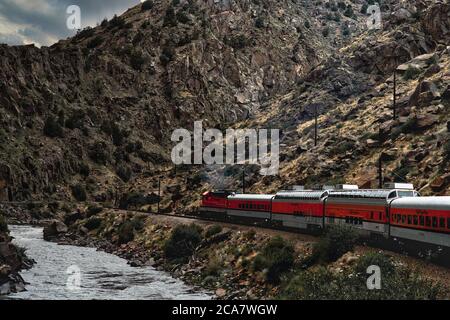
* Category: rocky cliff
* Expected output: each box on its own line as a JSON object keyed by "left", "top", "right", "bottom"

{"left": 0, "top": 0, "right": 368, "bottom": 205}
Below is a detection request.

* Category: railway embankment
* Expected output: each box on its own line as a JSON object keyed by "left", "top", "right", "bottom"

{"left": 47, "top": 207, "right": 449, "bottom": 300}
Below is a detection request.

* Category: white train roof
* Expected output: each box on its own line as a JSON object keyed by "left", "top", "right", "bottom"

{"left": 228, "top": 194, "right": 275, "bottom": 201}
{"left": 274, "top": 190, "right": 328, "bottom": 200}
{"left": 391, "top": 197, "right": 450, "bottom": 211}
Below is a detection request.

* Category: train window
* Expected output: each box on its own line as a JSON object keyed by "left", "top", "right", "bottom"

{"left": 413, "top": 216, "right": 418, "bottom": 225}
{"left": 439, "top": 218, "right": 445, "bottom": 228}
{"left": 419, "top": 216, "right": 424, "bottom": 226}
{"left": 448, "top": 218, "right": 450, "bottom": 229}
{"left": 402, "top": 215, "right": 406, "bottom": 224}
{"left": 426, "top": 217, "right": 431, "bottom": 227}
{"left": 432, "top": 217, "right": 437, "bottom": 228}
{"left": 370, "top": 212, "right": 374, "bottom": 220}
{"left": 407, "top": 216, "right": 412, "bottom": 225}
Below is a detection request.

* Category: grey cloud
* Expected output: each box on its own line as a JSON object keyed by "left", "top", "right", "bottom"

{"left": 0, "top": 0, "right": 141, "bottom": 46}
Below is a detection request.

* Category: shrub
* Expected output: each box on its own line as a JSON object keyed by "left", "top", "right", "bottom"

{"left": 116, "top": 164, "right": 132, "bottom": 182}
{"left": 130, "top": 50, "right": 147, "bottom": 71}
{"left": 309, "top": 225, "right": 358, "bottom": 264}
{"left": 78, "top": 162, "right": 90, "bottom": 177}
{"left": 403, "top": 65, "right": 422, "bottom": 80}
{"left": 88, "top": 141, "right": 110, "bottom": 165}
{"left": 255, "top": 17, "right": 265, "bottom": 28}
{"left": 176, "top": 11, "right": 190, "bottom": 24}
{"left": 164, "top": 224, "right": 203, "bottom": 262}
{"left": 87, "top": 36, "right": 103, "bottom": 49}
{"left": 43, "top": 116, "right": 64, "bottom": 138}
{"left": 84, "top": 217, "right": 102, "bottom": 231}
{"left": 119, "top": 192, "right": 160, "bottom": 210}
{"left": 322, "top": 27, "right": 330, "bottom": 37}
{"left": 71, "top": 184, "right": 87, "bottom": 202}
{"left": 203, "top": 255, "right": 223, "bottom": 277}
{"left": 344, "top": 5, "right": 355, "bottom": 18}
{"left": 108, "top": 15, "right": 125, "bottom": 29}
{"left": 65, "top": 111, "right": 85, "bottom": 130}
{"left": 0, "top": 214, "right": 8, "bottom": 233}
{"left": 205, "top": 225, "right": 223, "bottom": 238}
{"left": 118, "top": 221, "right": 135, "bottom": 244}
{"left": 163, "top": 7, "right": 177, "bottom": 27}
{"left": 444, "top": 141, "right": 450, "bottom": 159}
{"left": 391, "top": 117, "right": 419, "bottom": 140}
{"left": 304, "top": 20, "right": 311, "bottom": 29}
{"left": 160, "top": 45, "right": 175, "bottom": 66}
{"left": 111, "top": 123, "right": 128, "bottom": 146}
{"left": 141, "top": 0, "right": 154, "bottom": 11}
{"left": 253, "top": 236, "right": 295, "bottom": 284}
{"left": 86, "top": 204, "right": 103, "bottom": 217}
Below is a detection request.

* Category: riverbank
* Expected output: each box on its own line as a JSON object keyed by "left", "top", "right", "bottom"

{"left": 48, "top": 207, "right": 450, "bottom": 300}
{"left": 0, "top": 214, "right": 34, "bottom": 296}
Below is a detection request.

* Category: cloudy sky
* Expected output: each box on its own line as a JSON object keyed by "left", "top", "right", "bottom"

{"left": 0, "top": 0, "right": 142, "bottom": 47}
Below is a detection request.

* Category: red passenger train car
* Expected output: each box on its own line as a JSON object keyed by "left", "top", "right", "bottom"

{"left": 271, "top": 191, "right": 328, "bottom": 231}
{"left": 199, "top": 187, "right": 450, "bottom": 251}
{"left": 226, "top": 194, "right": 274, "bottom": 221}
{"left": 390, "top": 197, "right": 450, "bottom": 248}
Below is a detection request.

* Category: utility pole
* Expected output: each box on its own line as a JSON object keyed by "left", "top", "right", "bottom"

{"left": 157, "top": 177, "right": 161, "bottom": 214}
{"left": 314, "top": 105, "right": 318, "bottom": 147}
{"left": 393, "top": 63, "right": 397, "bottom": 121}
{"left": 242, "top": 167, "right": 246, "bottom": 194}
{"left": 378, "top": 156, "right": 383, "bottom": 189}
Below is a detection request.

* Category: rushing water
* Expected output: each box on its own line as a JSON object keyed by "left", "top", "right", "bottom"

{"left": 6, "top": 225, "right": 212, "bottom": 300}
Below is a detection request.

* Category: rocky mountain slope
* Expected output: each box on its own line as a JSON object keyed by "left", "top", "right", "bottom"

{"left": 0, "top": 0, "right": 449, "bottom": 216}
{"left": 0, "top": 0, "right": 369, "bottom": 207}
{"left": 192, "top": 0, "right": 450, "bottom": 200}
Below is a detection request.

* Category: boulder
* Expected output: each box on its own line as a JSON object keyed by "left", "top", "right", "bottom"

{"left": 366, "top": 139, "right": 379, "bottom": 148}
{"left": 430, "top": 174, "right": 450, "bottom": 191}
{"left": 416, "top": 114, "right": 438, "bottom": 129}
{"left": 397, "top": 53, "right": 437, "bottom": 72}
{"left": 43, "top": 220, "right": 68, "bottom": 241}
{"left": 409, "top": 80, "right": 441, "bottom": 107}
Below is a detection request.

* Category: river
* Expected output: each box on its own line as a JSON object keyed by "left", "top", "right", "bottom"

{"left": 6, "top": 225, "right": 212, "bottom": 300}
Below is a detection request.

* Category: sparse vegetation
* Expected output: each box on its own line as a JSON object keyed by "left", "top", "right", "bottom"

{"left": 279, "top": 253, "right": 442, "bottom": 300}
{"left": 116, "top": 164, "right": 132, "bottom": 182}
{"left": 43, "top": 116, "right": 64, "bottom": 138}
{"left": 87, "top": 36, "right": 103, "bottom": 49}
{"left": 86, "top": 204, "right": 103, "bottom": 217}
{"left": 71, "top": 184, "right": 87, "bottom": 202}
{"left": 253, "top": 236, "right": 295, "bottom": 284}
{"left": 403, "top": 65, "right": 422, "bottom": 80}
{"left": 117, "top": 221, "right": 135, "bottom": 244}
{"left": 307, "top": 225, "right": 358, "bottom": 264}
{"left": 205, "top": 225, "right": 223, "bottom": 238}
{"left": 84, "top": 216, "right": 102, "bottom": 230}
{"left": 88, "top": 141, "right": 110, "bottom": 165}
{"left": 141, "top": 0, "right": 154, "bottom": 11}
{"left": 164, "top": 224, "right": 203, "bottom": 262}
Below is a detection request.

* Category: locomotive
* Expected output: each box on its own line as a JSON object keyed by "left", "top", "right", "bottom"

{"left": 200, "top": 184, "right": 450, "bottom": 250}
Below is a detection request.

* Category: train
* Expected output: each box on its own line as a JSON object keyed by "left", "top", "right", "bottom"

{"left": 199, "top": 184, "right": 450, "bottom": 251}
